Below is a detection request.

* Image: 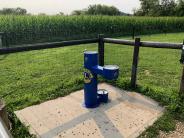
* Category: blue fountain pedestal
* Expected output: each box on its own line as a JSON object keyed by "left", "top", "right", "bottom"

{"left": 83, "top": 51, "right": 119, "bottom": 108}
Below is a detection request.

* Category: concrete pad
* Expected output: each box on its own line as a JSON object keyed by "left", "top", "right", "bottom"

{"left": 15, "top": 83, "right": 164, "bottom": 138}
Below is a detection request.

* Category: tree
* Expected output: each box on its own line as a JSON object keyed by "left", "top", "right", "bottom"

{"left": 85, "top": 4, "right": 121, "bottom": 15}
{"left": 71, "top": 10, "right": 85, "bottom": 15}
{"left": 136, "top": 0, "right": 160, "bottom": 16}
{"left": 15, "top": 7, "right": 27, "bottom": 15}
{"left": 134, "top": 0, "right": 177, "bottom": 16}
{"left": 0, "top": 7, "right": 27, "bottom": 15}
{"left": 176, "top": 0, "right": 184, "bottom": 16}
{"left": 58, "top": 12, "right": 64, "bottom": 16}
{"left": 160, "top": 0, "right": 176, "bottom": 16}
{"left": 71, "top": 4, "right": 126, "bottom": 16}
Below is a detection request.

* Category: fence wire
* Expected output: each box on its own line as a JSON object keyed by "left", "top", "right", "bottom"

{"left": 104, "top": 43, "right": 134, "bottom": 85}
{"left": 2, "top": 26, "right": 181, "bottom": 48}
{"left": 0, "top": 44, "right": 98, "bottom": 109}
{"left": 1, "top": 15, "right": 184, "bottom": 47}
{"left": 138, "top": 47, "right": 182, "bottom": 93}
{"left": 104, "top": 38, "right": 182, "bottom": 98}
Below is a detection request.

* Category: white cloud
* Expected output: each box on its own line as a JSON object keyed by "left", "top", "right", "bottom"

{"left": 0, "top": 0, "right": 140, "bottom": 15}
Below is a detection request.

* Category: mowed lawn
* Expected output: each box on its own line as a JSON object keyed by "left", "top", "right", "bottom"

{"left": 0, "top": 32, "right": 184, "bottom": 137}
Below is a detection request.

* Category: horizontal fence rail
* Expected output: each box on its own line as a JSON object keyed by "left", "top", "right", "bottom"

{"left": 0, "top": 35, "right": 184, "bottom": 96}
{"left": 0, "top": 38, "right": 183, "bottom": 55}
{"left": 104, "top": 38, "right": 135, "bottom": 46}
{"left": 141, "top": 41, "right": 182, "bottom": 49}
{"left": 0, "top": 38, "right": 98, "bottom": 54}
{"left": 104, "top": 38, "right": 183, "bottom": 49}
{"left": 104, "top": 37, "right": 184, "bottom": 96}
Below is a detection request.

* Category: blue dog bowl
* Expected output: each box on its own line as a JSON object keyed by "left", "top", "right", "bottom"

{"left": 97, "top": 89, "right": 108, "bottom": 103}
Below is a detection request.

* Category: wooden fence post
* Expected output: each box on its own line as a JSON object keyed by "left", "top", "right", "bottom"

{"left": 132, "top": 26, "right": 135, "bottom": 40}
{"left": 0, "top": 99, "right": 10, "bottom": 130}
{"left": 4, "top": 32, "right": 9, "bottom": 48}
{"left": 0, "top": 32, "right": 9, "bottom": 48}
{"left": 0, "top": 32, "right": 3, "bottom": 48}
{"left": 131, "top": 38, "right": 141, "bottom": 88}
{"left": 179, "top": 41, "right": 184, "bottom": 96}
{"left": 179, "top": 66, "right": 184, "bottom": 96}
{"left": 98, "top": 34, "right": 104, "bottom": 66}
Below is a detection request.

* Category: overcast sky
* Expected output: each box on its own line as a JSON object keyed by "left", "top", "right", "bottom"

{"left": 0, "top": 0, "right": 140, "bottom": 15}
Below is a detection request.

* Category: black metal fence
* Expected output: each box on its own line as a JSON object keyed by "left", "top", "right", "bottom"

{"left": 1, "top": 22, "right": 184, "bottom": 47}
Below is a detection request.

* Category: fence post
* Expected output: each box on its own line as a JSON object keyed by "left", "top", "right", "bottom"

{"left": 4, "top": 32, "right": 9, "bottom": 48}
{"left": 0, "top": 32, "right": 3, "bottom": 48}
{"left": 0, "top": 32, "right": 9, "bottom": 48}
{"left": 98, "top": 34, "right": 104, "bottom": 66}
{"left": 179, "top": 41, "right": 184, "bottom": 96}
{"left": 132, "top": 26, "right": 135, "bottom": 39}
{"left": 131, "top": 38, "right": 141, "bottom": 88}
{"left": 0, "top": 99, "right": 10, "bottom": 130}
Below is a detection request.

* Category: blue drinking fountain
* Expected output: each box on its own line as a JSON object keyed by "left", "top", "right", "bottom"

{"left": 83, "top": 51, "right": 119, "bottom": 108}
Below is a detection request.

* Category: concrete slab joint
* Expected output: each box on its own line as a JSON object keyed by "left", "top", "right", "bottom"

{"left": 15, "top": 83, "right": 164, "bottom": 138}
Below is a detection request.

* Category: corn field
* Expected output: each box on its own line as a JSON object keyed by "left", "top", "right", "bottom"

{"left": 0, "top": 15, "right": 184, "bottom": 46}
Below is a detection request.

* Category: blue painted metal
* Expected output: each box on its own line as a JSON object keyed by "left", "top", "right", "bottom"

{"left": 103, "top": 65, "right": 119, "bottom": 80}
{"left": 84, "top": 51, "right": 119, "bottom": 108}
{"left": 84, "top": 51, "right": 98, "bottom": 69}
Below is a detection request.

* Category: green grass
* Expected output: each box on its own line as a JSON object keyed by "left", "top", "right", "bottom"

{"left": 0, "top": 32, "right": 184, "bottom": 137}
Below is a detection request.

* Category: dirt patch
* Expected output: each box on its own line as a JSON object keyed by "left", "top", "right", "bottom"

{"left": 160, "top": 121, "right": 184, "bottom": 138}
{"left": 144, "top": 70, "right": 151, "bottom": 76}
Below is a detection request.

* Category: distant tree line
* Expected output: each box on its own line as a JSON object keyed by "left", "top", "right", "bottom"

{"left": 0, "top": 5, "right": 130, "bottom": 16}
{"left": 2, "top": 2, "right": 184, "bottom": 17}
{"left": 0, "top": 7, "right": 27, "bottom": 15}
{"left": 134, "top": 0, "right": 184, "bottom": 16}
{"left": 71, "top": 4, "right": 130, "bottom": 16}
